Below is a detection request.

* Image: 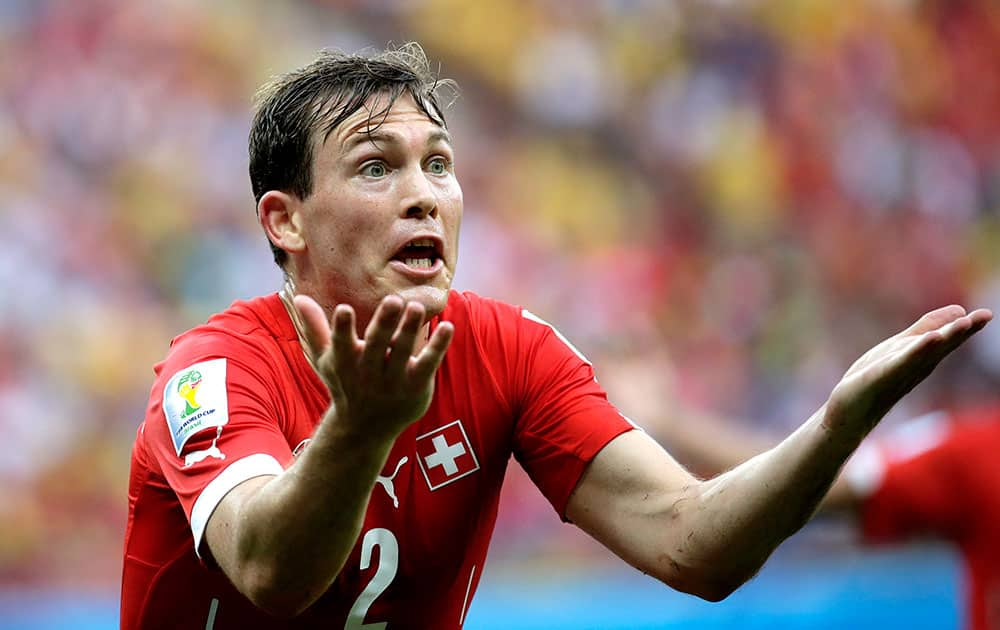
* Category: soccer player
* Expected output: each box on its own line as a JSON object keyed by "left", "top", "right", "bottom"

{"left": 120, "top": 44, "right": 992, "bottom": 629}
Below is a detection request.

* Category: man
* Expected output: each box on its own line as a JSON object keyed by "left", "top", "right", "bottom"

{"left": 120, "top": 43, "right": 991, "bottom": 629}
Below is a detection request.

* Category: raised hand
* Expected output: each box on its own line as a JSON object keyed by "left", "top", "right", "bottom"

{"left": 293, "top": 294, "right": 455, "bottom": 441}
{"left": 825, "top": 305, "right": 992, "bottom": 437}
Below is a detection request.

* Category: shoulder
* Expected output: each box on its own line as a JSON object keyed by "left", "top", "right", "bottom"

{"left": 147, "top": 294, "right": 296, "bottom": 433}
{"left": 441, "top": 290, "right": 590, "bottom": 364}
{"left": 442, "top": 290, "right": 522, "bottom": 326}
{"left": 139, "top": 295, "right": 298, "bottom": 463}
{"left": 441, "top": 290, "right": 523, "bottom": 351}
{"left": 162, "top": 293, "right": 291, "bottom": 371}
{"left": 443, "top": 290, "right": 564, "bottom": 339}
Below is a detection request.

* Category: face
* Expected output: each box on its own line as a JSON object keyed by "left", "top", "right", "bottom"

{"left": 292, "top": 93, "right": 463, "bottom": 323}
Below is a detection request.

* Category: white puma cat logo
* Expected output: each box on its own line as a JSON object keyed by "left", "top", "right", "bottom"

{"left": 184, "top": 426, "right": 225, "bottom": 468}
{"left": 375, "top": 456, "right": 409, "bottom": 509}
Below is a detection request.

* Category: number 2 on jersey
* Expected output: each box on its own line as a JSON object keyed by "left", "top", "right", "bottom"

{"left": 345, "top": 528, "right": 398, "bottom": 630}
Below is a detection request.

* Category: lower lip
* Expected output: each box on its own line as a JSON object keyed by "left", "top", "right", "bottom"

{"left": 388, "top": 258, "right": 445, "bottom": 280}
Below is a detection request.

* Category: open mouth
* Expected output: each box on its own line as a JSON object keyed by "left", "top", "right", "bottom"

{"left": 392, "top": 237, "right": 443, "bottom": 270}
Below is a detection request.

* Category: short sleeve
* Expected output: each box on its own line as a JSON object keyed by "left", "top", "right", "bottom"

{"left": 511, "top": 310, "right": 635, "bottom": 518}
{"left": 142, "top": 334, "right": 295, "bottom": 555}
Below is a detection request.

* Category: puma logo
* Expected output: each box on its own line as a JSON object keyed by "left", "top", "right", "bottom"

{"left": 375, "top": 456, "right": 409, "bottom": 509}
{"left": 184, "top": 426, "right": 225, "bottom": 468}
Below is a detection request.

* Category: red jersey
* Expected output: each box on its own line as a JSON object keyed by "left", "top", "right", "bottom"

{"left": 849, "top": 407, "right": 1000, "bottom": 630}
{"left": 121, "top": 290, "right": 634, "bottom": 629}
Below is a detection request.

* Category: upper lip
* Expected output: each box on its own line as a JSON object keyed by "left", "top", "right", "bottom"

{"left": 391, "top": 232, "right": 445, "bottom": 261}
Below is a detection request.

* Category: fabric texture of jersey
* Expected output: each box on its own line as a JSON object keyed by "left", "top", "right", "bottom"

{"left": 858, "top": 407, "right": 1000, "bottom": 630}
{"left": 121, "top": 290, "right": 634, "bottom": 629}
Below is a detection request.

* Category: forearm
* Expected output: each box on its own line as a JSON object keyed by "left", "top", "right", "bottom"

{"left": 573, "top": 305, "right": 989, "bottom": 601}
{"left": 230, "top": 406, "right": 394, "bottom": 615}
{"left": 214, "top": 294, "right": 453, "bottom": 615}
{"left": 675, "top": 404, "right": 861, "bottom": 591}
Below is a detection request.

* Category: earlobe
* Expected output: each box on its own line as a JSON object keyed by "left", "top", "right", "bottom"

{"left": 258, "top": 191, "right": 306, "bottom": 255}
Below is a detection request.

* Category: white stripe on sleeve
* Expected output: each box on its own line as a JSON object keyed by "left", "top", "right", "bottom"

{"left": 190, "top": 453, "right": 284, "bottom": 557}
{"left": 521, "top": 309, "right": 592, "bottom": 365}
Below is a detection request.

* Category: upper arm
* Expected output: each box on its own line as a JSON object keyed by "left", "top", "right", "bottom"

{"left": 506, "top": 308, "right": 635, "bottom": 517}
{"left": 143, "top": 348, "right": 294, "bottom": 557}
{"left": 203, "top": 474, "right": 275, "bottom": 572}
{"left": 501, "top": 306, "right": 729, "bottom": 594}
{"left": 565, "top": 430, "right": 701, "bottom": 585}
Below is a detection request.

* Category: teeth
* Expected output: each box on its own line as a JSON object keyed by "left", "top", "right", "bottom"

{"left": 408, "top": 238, "right": 435, "bottom": 248}
{"left": 404, "top": 258, "right": 433, "bottom": 269}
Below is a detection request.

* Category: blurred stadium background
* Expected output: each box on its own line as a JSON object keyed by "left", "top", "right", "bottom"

{"left": 2, "top": 0, "right": 999, "bottom": 627}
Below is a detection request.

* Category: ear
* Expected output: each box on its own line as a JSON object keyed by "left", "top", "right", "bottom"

{"left": 258, "top": 190, "right": 306, "bottom": 256}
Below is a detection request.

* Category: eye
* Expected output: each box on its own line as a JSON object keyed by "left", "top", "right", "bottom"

{"left": 427, "top": 157, "right": 449, "bottom": 175}
{"left": 361, "top": 161, "right": 388, "bottom": 178}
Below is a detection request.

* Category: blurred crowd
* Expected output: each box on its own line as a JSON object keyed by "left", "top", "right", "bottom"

{"left": 1, "top": 0, "right": 999, "bottom": 589}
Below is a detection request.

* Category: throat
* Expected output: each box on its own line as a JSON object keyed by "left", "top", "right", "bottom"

{"left": 278, "top": 281, "right": 320, "bottom": 374}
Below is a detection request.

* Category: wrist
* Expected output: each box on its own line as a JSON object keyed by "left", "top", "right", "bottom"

{"left": 322, "top": 401, "right": 401, "bottom": 454}
{"left": 816, "top": 402, "right": 867, "bottom": 459}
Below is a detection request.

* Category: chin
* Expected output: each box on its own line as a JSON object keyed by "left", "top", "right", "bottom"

{"left": 395, "top": 284, "right": 451, "bottom": 317}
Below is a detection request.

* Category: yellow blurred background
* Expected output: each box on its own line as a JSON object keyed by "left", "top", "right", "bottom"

{"left": 1, "top": 0, "right": 999, "bottom": 627}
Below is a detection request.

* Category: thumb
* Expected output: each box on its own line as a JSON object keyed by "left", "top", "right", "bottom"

{"left": 293, "top": 294, "right": 332, "bottom": 358}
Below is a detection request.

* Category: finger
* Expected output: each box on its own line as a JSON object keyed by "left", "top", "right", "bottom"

{"left": 360, "top": 296, "right": 405, "bottom": 374}
{"left": 410, "top": 321, "right": 454, "bottom": 384}
{"left": 293, "top": 295, "right": 333, "bottom": 358}
{"left": 865, "top": 331, "right": 946, "bottom": 408}
{"left": 385, "top": 302, "right": 426, "bottom": 377}
{"left": 931, "top": 311, "right": 991, "bottom": 355}
{"left": 900, "top": 305, "right": 967, "bottom": 337}
{"left": 331, "top": 304, "right": 360, "bottom": 370}
{"left": 897, "top": 327, "right": 945, "bottom": 366}
{"left": 967, "top": 308, "right": 993, "bottom": 328}
{"left": 894, "top": 314, "right": 982, "bottom": 378}
{"left": 836, "top": 313, "right": 987, "bottom": 428}
{"left": 940, "top": 313, "right": 976, "bottom": 339}
{"left": 942, "top": 309, "right": 994, "bottom": 349}
{"left": 921, "top": 307, "right": 991, "bottom": 341}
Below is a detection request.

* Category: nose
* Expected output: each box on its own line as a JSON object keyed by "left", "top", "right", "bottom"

{"left": 401, "top": 166, "right": 438, "bottom": 220}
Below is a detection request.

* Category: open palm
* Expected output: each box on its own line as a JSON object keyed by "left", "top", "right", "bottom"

{"left": 825, "top": 305, "right": 992, "bottom": 435}
{"left": 294, "top": 294, "right": 455, "bottom": 442}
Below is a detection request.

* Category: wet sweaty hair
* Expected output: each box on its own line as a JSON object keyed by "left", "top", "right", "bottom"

{"left": 249, "top": 42, "right": 457, "bottom": 268}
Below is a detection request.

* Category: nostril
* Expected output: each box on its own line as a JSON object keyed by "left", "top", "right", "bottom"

{"left": 406, "top": 203, "right": 437, "bottom": 218}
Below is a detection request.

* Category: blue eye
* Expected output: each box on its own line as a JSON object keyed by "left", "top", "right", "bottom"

{"left": 362, "top": 162, "right": 387, "bottom": 177}
{"left": 427, "top": 158, "right": 448, "bottom": 175}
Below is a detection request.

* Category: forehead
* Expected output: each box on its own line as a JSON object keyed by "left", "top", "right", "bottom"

{"left": 325, "top": 92, "right": 447, "bottom": 153}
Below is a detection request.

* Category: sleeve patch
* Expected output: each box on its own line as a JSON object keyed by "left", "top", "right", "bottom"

{"left": 162, "top": 358, "right": 230, "bottom": 456}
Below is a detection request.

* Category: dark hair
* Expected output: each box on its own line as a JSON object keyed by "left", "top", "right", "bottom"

{"left": 249, "top": 42, "right": 457, "bottom": 268}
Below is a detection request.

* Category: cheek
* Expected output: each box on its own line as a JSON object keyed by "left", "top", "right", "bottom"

{"left": 313, "top": 194, "right": 388, "bottom": 255}
{"left": 332, "top": 221, "right": 382, "bottom": 261}
{"left": 440, "top": 182, "right": 463, "bottom": 225}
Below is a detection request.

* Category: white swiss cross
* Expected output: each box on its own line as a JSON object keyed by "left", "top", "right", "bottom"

{"left": 415, "top": 419, "right": 480, "bottom": 491}
{"left": 424, "top": 435, "right": 466, "bottom": 476}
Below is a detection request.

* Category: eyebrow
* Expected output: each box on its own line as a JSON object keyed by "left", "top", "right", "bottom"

{"left": 340, "top": 128, "right": 453, "bottom": 155}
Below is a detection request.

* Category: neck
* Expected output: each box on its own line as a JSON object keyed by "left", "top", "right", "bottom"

{"left": 278, "top": 276, "right": 320, "bottom": 372}
{"left": 277, "top": 277, "right": 435, "bottom": 364}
